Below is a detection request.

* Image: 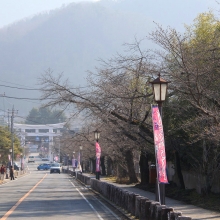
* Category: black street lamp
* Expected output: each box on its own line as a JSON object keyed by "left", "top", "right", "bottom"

{"left": 150, "top": 73, "right": 169, "bottom": 109}
{"left": 150, "top": 73, "right": 169, "bottom": 205}
{"left": 94, "top": 129, "right": 100, "bottom": 142}
{"left": 94, "top": 129, "right": 101, "bottom": 180}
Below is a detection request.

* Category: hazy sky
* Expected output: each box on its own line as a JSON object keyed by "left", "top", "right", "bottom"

{"left": 0, "top": 0, "right": 99, "bottom": 28}
{"left": 0, "top": 0, "right": 219, "bottom": 29}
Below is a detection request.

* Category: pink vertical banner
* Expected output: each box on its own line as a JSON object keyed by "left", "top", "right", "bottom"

{"left": 78, "top": 152, "right": 80, "bottom": 167}
{"left": 152, "top": 105, "right": 168, "bottom": 184}
{"left": 8, "top": 155, "right": 12, "bottom": 166}
{"left": 96, "top": 142, "right": 101, "bottom": 172}
{"left": 72, "top": 159, "right": 76, "bottom": 168}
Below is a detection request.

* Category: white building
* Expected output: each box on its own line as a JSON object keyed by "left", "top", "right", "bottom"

{"left": 14, "top": 122, "right": 66, "bottom": 162}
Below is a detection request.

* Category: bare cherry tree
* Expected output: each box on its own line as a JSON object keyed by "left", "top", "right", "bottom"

{"left": 39, "top": 40, "right": 157, "bottom": 184}
{"left": 149, "top": 17, "right": 220, "bottom": 192}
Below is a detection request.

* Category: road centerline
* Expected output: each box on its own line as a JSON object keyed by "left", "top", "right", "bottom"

{"left": 0, "top": 173, "right": 47, "bottom": 220}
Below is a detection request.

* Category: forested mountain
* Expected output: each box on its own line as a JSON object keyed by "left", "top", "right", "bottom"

{"left": 0, "top": 0, "right": 214, "bottom": 115}
{"left": 0, "top": 0, "right": 153, "bottom": 115}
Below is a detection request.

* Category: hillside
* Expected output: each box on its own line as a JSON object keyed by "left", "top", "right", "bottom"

{"left": 0, "top": 1, "right": 152, "bottom": 115}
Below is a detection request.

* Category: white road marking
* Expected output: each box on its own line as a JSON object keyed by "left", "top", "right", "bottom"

{"left": 70, "top": 181, "right": 104, "bottom": 220}
{"left": 71, "top": 180, "right": 120, "bottom": 220}
{"left": 91, "top": 194, "right": 120, "bottom": 220}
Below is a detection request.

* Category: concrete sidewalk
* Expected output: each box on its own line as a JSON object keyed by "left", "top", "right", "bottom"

{"left": 0, "top": 169, "right": 28, "bottom": 185}
{"left": 82, "top": 173, "right": 220, "bottom": 220}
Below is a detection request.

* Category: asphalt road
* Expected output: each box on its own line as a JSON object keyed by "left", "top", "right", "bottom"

{"left": 0, "top": 157, "right": 124, "bottom": 220}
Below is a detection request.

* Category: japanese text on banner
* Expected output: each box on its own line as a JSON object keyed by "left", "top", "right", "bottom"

{"left": 152, "top": 105, "right": 168, "bottom": 184}
{"left": 96, "top": 142, "right": 101, "bottom": 172}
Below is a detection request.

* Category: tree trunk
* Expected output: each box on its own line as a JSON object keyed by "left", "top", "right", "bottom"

{"left": 175, "top": 151, "right": 185, "bottom": 189}
{"left": 107, "top": 157, "right": 112, "bottom": 175}
{"left": 139, "top": 151, "right": 149, "bottom": 185}
{"left": 85, "top": 160, "right": 90, "bottom": 172}
{"left": 100, "top": 156, "right": 106, "bottom": 176}
{"left": 125, "top": 149, "right": 139, "bottom": 183}
{"left": 92, "top": 159, "right": 96, "bottom": 174}
{"left": 115, "top": 161, "right": 128, "bottom": 184}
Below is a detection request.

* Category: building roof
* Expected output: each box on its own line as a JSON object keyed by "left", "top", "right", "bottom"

{"left": 14, "top": 122, "right": 66, "bottom": 130}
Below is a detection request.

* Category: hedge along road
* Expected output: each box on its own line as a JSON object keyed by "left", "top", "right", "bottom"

{"left": 0, "top": 166, "right": 123, "bottom": 220}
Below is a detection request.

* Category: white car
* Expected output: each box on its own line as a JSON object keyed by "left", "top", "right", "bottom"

{"left": 50, "top": 163, "right": 61, "bottom": 174}
{"left": 28, "top": 156, "right": 35, "bottom": 163}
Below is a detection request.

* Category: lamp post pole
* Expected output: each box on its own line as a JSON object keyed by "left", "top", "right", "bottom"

{"left": 9, "top": 149, "right": 12, "bottom": 167}
{"left": 8, "top": 148, "right": 12, "bottom": 178}
{"left": 79, "top": 146, "right": 83, "bottom": 172}
{"left": 67, "top": 154, "right": 69, "bottom": 170}
{"left": 73, "top": 151, "right": 75, "bottom": 172}
{"left": 150, "top": 73, "right": 169, "bottom": 205}
{"left": 58, "top": 137, "right": 60, "bottom": 163}
{"left": 20, "top": 153, "right": 23, "bottom": 171}
{"left": 94, "top": 129, "right": 101, "bottom": 180}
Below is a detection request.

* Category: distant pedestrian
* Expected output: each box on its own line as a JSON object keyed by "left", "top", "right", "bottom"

{"left": 0, "top": 165, "right": 6, "bottom": 181}
{"left": 9, "top": 166, "right": 14, "bottom": 180}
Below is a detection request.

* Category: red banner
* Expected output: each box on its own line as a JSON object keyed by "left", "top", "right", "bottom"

{"left": 152, "top": 105, "right": 168, "bottom": 184}
{"left": 96, "top": 142, "right": 101, "bottom": 172}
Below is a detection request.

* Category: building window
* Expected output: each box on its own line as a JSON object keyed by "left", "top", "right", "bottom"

{"left": 39, "top": 129, "right": 49, "bottom": 133}
{"left": 25, "top": 129, "right": 35, "bottom": 133}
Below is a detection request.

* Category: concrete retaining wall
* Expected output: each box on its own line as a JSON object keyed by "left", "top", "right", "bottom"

{"left": 62, "top": 168, "right": 75, "bottom": 176}
{"left": 64, "top": 170, "right": 192, "bottom": 220}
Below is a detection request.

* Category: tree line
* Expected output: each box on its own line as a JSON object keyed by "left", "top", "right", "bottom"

{"left": 0, "top": 127, "right": 21, "bottom": 165}
{"left": 39, "top": 12, "right": 220, "bottom": 193}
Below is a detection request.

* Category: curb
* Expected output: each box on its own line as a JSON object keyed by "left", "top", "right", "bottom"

{"left": 0, "top": 171, "right": 29, "bottom": 185}
{"left": 75, "top": 176, "right": 135, "bottom": 220}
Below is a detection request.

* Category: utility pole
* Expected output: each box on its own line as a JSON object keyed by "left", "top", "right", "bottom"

{"left": 11, "top": 106, "right": 14, "bottom": 167}
{"left": 9, "top": 106, "right": 18, "bottom": 167}
{"left": 8, "top": 110, "right": 10, "bottom": 131}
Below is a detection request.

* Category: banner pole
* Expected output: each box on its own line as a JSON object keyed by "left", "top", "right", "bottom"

{"left": 155, "top": 148, "right": 161, "bottom": 204}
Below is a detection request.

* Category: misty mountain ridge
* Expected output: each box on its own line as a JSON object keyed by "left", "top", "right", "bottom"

{"left": 0, "top": 0, "right": 154, "bottom": 116}
{"left": 0, "top": 0, "right": 212, "bottom": 116}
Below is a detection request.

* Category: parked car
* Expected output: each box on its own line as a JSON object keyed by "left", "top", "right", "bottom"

{"left": 7, "top": 162, "right": 20, "bottom": 171}
{"left": 14, "top": 162, "right": 20, "bottom": 171}
{"left": 41, "top": 158, "right": 49, "bottom": 161}
{"left": 37, "top": 164, "right": 51, "bottom": 170}
{"left": 50, "top": 163, "right": 61, "bottom": 174}
{"left": 28, "top": 156, "right": 35, "bottom": 163}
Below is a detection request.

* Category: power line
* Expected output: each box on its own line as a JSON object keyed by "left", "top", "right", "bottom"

{"left": 0, "top": 79, "right": 35, "bottom": 89}
{"left": 3, "top": 95, "right": 41, "bottom": 101}
{"left": 0, "top": 84, "right": 40, "bottom": 91}
{"left": 3, "top": 94, "right": 58, "bottom": 102}
{"left": 0, "top": 79, "right": 91, "bottom": 91}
